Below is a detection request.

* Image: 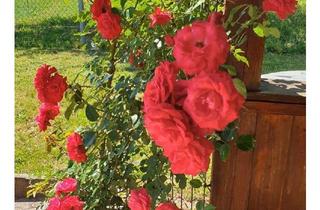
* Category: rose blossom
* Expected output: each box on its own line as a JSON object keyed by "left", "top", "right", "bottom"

{"left": 183, "top": 71, "right": 244, "bottom": 133}
{"left": 67, "top": 132, "right": 87, "bottom": 163}
{"left": 263, "top": 0, "right": 297, "bottom": 20}
{"left": 156, "top": 202, "right": 180, "bottom": 210}
{"left": 96, "top": 11, "right": 122, "bottom": 40}
{"left": 173, "top": 13, "right": 229, "bottom": 75}
{"left": 60, "top": 196, "right": 84, "bottom": 210}
{"left": 143, "top": 61, "right": 178, "bottom": 111}
{"left": 35, "top": 103, "right": 60, "bottom": 131}
{"left": 55, "top": 178, "right": 77, "bottom": 196}
{"left": 47, "top": 197, "right": 61, "bottom": 210}
{"left": 164, "top": 34, "right": 175, "bottom": 47}
{"left": 144, "top": 103, "right": 194, "bottom": 153}
{"left": 165, "top": 138, "right": 214, "bottom": 176}
{"left": 128, "top": 188, "right": 151, "bottom": 210}
{"left": 172, "top": 80, "right": 189, "bottom": 107}
{"left": 149, "top": 7, "right": 172, "bottom": 28}
{"left": 34, "top": 64, "right": 68, "bottom": 104}
{"left": 90, "top": 0, "right": 111, "bottom": 20}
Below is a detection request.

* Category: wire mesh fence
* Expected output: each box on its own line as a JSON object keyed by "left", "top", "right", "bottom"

{"left": 15, "top": 0, "right": 84, "bottom": 50}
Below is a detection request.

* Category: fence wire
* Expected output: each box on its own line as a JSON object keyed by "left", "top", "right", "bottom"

{"left": 15, "top": 0, "right": 84, "bottom": 50}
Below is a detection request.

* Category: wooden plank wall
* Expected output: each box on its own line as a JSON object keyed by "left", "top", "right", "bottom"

{"left": 211, "top": 102, "right": 306, "bottom": 210}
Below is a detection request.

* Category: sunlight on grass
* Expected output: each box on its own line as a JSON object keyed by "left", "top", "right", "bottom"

{"left": 15, "top": 49, "right": 90, "bottom": 177}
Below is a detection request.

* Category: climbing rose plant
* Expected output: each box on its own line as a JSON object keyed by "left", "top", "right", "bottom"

{"left": 30, "top": 0, "right": 297, "bottom": 209}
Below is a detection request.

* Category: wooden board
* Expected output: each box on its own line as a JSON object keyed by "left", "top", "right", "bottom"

{"left": 211, "top": 102, "right": 306, "bottom": 210}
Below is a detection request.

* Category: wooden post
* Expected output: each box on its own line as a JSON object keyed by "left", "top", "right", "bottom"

{"left": 78, "top": 0, "right": 86, "bottom": 44}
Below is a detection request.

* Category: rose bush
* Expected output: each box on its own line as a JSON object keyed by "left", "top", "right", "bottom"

{"left": 29, "top": 0, "right": 297, "bottom": 209}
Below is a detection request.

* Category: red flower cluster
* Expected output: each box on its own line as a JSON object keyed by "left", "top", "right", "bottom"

{"left": 128, "top": 188, "right": 151, "bottom": 210}
{"left": 143, "top": 12, "right": 244, "bottom": 176}
{"left": 263, "top": 0, "right": 297, "bottom": 20}
{"left": 55, "top": 178, "right": 78, "bottom": 196}
{"left": 66, "top": 132, "right": 87, "bottom": 164}
{"left": 91, "top": 0, "right": 122, "bottom": 40}
{"left": 47, "top": 178, "right": 84, "bottom": 210}
{"left": 128, "top": 188, "right": 180, "bottom": 210}
{"left": 34, "top": 64, "right": 68, "bottom": 131}
{"left": 149, "top": 7, "right": 172, "bottom": 28}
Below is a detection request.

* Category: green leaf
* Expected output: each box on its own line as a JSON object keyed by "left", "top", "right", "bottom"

{"left": 224, "top": 4, "right": 247, "bottom": 28}
{"left": 83, "top": 130, "right": 97, "bottom": 148}
{"left": 253, "top": 24, "right": 265, "bottom": 37}
{"left": 85, "top": 104, "right": 99, "bottom": 121}
{"left": 233, "top": 48, "right": 249, "bottom": 67}
{"left": 196, "top": 200, "right": 205, "bottom": 210}
{"left": 220, "top": 122, "right": 237, "bottom": 142}
{"left": 175, "top": 174, "right": 186, "bottom": 189}
{"left": 186, "top": 0, "right": 205, "bottom": 14}
{"left": 233, "top": 78, "right": 247, "bottom": 98}
{"left": 266, "top": 27, "right": 280, "bottom": 38}
{"left": 236, "top": 135, "right": 256, "bottom": 151}
{"left": 204, "top": 204, "right": 216, "bottom": 210}
{"left": 120, "top": 0, "right": 126, "bottom": 9}
{"left": 248, "top": 5, "right": 257, "bottom": 19}
{"left": 64, "top": 101, "right": 76, "bottom": 120}
{"left": 221, "top": 64, "right": 237, "bottom": 76}
{"left": 190, "top": 179, "right": 202, "bottom": 188}
{"left": 196, "top": 201, "right": 216, "bottom": 210}
{"left": 218, "top": 144, "right": 230, "bottom": 161}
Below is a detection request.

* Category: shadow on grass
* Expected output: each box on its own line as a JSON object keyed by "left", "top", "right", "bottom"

{"left": 15, "top": 17, "right": 81, "bottom": 50}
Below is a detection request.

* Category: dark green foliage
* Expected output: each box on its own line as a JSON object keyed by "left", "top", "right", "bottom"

{"left": 265, "top": 5, "right": 306, "bottom": 54}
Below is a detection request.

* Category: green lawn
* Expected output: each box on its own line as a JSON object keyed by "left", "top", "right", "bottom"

{"left": 262, "top": 53, "right": 306, "bottom": 74}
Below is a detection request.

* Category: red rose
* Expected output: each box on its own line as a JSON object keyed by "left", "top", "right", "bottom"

{"left": 149, "top": 7, "right": 172, "bottom": 28}
{"left": 164, "top": 35, "right": 175, "bottom": 47}
{"left": 47, "top": 197, "right": 61, "bottom": 210}
{"left": 60, "top": 196, "right": 84, "bottom": 210}
{"left": 144, "top": 103, "right": 194, "bottom": 154}
{"left": 91, "top": 0, "right": 111, "bottom": 20}
{"left": 67, "top": 132, "right": 87, "bottom": 164}
{"left": 55, "top": 178, "right": 77, "bottom": 196}
{"left": 156, "top": 202, "right": 180, "bottom": 210}
{"left": 165, "top": 138, "right": 213, "bottom": 176}
{"left": 143, "top": 61, "right": 178, "bottom": 111}
{"left": 35, "top": 103, "right": 60, "bottom": 131}
{"left": 263, "top": 0, "right": 297, "bottom": 20}
{"left": 97, "top": 11, "right": 122, "bottom": 40}
{"left": 173, "top": 80, "right": 189, "bottom": 107}
{"left": 183, "top": 71, "right": 244, "bottom": 133}
{"left": 173, "top": 15, "right": 229, "bottom": 75}
{"left": 128, "top": 188, "right": 151, "bottom": 210}
{"left": 34, "top": 64, "right": 68, "bottom": 104}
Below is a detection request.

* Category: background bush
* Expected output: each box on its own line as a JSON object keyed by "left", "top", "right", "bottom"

{"left": 265, "top": 0, "right": 306, "bottom": 54}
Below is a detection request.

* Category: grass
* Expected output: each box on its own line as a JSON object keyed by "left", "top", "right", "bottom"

{"left": 262, "top": 53, "right": 305, "bottom": 74}
{"left": 15, "top": 49, "right": 90, "bottom": 177}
